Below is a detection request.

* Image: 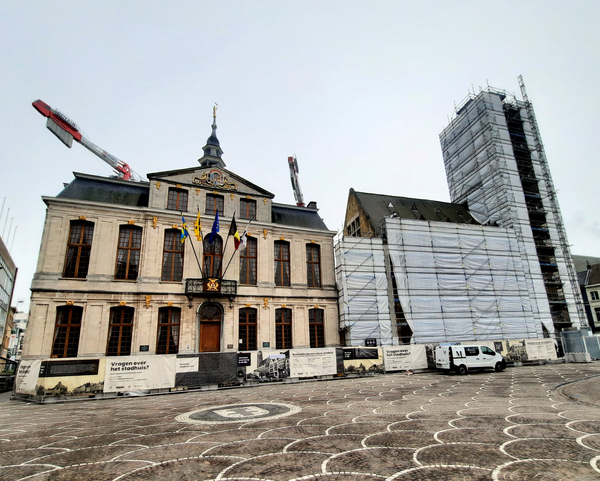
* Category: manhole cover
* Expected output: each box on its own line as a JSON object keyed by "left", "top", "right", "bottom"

{"left": 176, "top": 402, "right": 301, "bottom": 425}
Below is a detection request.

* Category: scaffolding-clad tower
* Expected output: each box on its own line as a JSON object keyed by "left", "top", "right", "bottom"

{"left": 440, "top": 80, "right": 586, "bottom": 333}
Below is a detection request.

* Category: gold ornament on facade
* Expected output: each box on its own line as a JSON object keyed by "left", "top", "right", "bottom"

{"left": 172, "top": 224, "right": 179, "bottom": 229}
{"left": 245, "top": 303, "right": 252, "bottom": 308}
{"left": 66, "top": 300, "right": 74, "bottom": 306}
{"left": 263, "top": 229, "right": 268, "bottom": 240}
{"left": 246, "top": 195, "right": 251, "bottom": 199}
{"left": 167, "top": 302, "right": 173, "bottom": 307}
{"left": 152, "top": 217, "right": 158, "bottom": 229}
{"left": 206, "top": 278, "right": 220, "bottom": 292}
{"left": 119, "top": 301, "right": 127, "bottom": 306}
{"left": 263, "top": 298, "right": 269, "bottom": 309}
{"left": 156, "top": 182, "right": 161, "bottom": 190}
{"left": 314, "top": 305, "right": 319, "bottom": 309}
{"left": 78, "top": 216, "right": 86, "bottom": 221}
{"left": 145, "top": 295, "right": 152, "bottom": 308}
{"left": 196, "top": 189, "right": 200, "bottom": 195}
{"left": 279, "top": 236, "right": 285, "bottom": 241}
{"left": 263, "top": 199, "right": 268, "bottom": 205}
{"left": 192, "top": 171, "right": 237, "bottom": 191}
{"left": 230, "top": 193, "right": 234, "bottom": 200}
{"left": 176, "top": 184, "right": 182, "bottom": 189}
{"left": 128, "top": 220, "right": 135, "bottom": 225}
{"left": 311, "top": 240, "right": 316, "bottom": 244}
{"left": 281, "top": 304, "right": 287, "bottom": 308}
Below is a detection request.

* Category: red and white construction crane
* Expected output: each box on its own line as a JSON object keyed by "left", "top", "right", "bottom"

{"left": 32, "top": 100, "right": 142, "bottom": 181}
{"left": 288, "top": 155, "right": 305, "bottom": 207}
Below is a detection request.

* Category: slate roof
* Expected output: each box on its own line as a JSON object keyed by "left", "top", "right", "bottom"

{"left": 351, "top": 189, "right": 478, "bottom": 229}
{"left": 271, "top": 203, "right": 330, "bottom": 231}
{"left": 55, "top": 173, "right": 149, "bottom": 207}
{"left": 572, "top": 255, "right": 600, "bottom": 274}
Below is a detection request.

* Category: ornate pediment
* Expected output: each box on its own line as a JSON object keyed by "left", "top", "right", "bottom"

{"left": 193, "top": 169, "right": 237, "bottom": 191}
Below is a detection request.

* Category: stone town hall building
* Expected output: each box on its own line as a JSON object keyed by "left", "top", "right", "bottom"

{"left": 22, "top": 117, "right": 338, "bottom": 361}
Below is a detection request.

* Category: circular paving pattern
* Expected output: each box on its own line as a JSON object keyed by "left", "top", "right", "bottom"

{"left": 176, "top": 402, "right": 301, "bottom": 424}
{"left": 2, "top": 363, "right": 600, "bottom": 480}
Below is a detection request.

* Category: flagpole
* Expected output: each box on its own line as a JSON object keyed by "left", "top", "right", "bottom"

{"left": 219, "top": 210, "right": 235, "bottom": 279}
{"left": 181, "top": 211, "right": 205, "bottom": 279}
{"left": 222, "top": 218, "right": 251, "bottom": 280}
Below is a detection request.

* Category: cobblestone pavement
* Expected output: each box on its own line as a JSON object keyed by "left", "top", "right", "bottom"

{"left": 2, "top": 363, "right": 600, "bottom": 480}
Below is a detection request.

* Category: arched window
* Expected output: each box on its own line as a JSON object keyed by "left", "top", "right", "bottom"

{"left": 239, "top": 237, "right": 257, "bottom": 285}
{"left": 156, "top": 307, "right": 180, "bottom": 354}
{"left": 161, "top": 229, "right": 184, "bottom": 281}
{"left": 115, "top": 225, "right": 142, "bottom": 280}
{"left": 63, "top": 220, "right": 94, "bottom": 278}
{"left": 203, "top": 234, "right": 223, "bottom": 278}
{"left": 275, "top": 308, "right": 292, "bottom": 349}
{"left": 309, "top": 308, "right": 325, "bottom": 348}
{"left": 52, "top": 306, "right": 83, "bottom": 358}
{"left": 239, "top": 308, "right": 257, "bottom": 351}
{"left": 107, "top": 306, "right": 134, "bottom": 356}
{"left": 274, "top": 241, "right": 290, "bottom": 287}
{"left": 306, "top": 244, "right": 321, "bottom": 288}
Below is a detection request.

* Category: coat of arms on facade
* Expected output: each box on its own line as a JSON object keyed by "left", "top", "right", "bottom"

{"left": 193, "top": 170, "right": 237, "bottom": 191}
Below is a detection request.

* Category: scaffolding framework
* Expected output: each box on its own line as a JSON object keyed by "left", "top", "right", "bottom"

{"left": 440, "top": 82, "right": 584, "bottom": 332}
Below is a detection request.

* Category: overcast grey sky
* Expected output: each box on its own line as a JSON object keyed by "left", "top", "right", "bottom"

{"left": 1, "top": 1, "right": 599, "bottom": 311}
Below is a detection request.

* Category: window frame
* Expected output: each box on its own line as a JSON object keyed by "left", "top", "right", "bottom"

{"left": 51, "top": 306, "right": 83, "bottom": 358}
{"left": 161, "top": 229, "right": 185, "bottom": 282}
{"left": 240, "top": 198, "right": 256, "bottom": 220}
{"left": 306, "top": 243, "right": 322, "bottom": 288}
{"left": 203, "top": 234, "right": 223, "bottom": 278}
{"left": 309, "top": 308, "right": 325, "bottom": 348}
{"left": 205, "top": 193, "right": 224, "bottom": 215}
{"left": 238, "top": 307, "right": 257, "bottom": 351}
{"left": 115, "top": 225, "right": 143, "bottom": 281}
{"left": 167, "top": 187, "right": 188, "bottom": 211}
{"left": 591, "top": 291, "right": 599, "bottom": 301}
{"left": 239, "top": 236, "right": 257, "bottom": 285}
{"left": 275, "top": 307, "right": 292, "bottom": 349}
{"left": 156, "top": 306, "right": 180, "bottom": 355}
{"left": 274, "top": 240, "right": 291, "bottom": 287}
{"left": 106, "top": 306, "right": 134, "bottom": 356}
{"left": 63, "top": 220, "right": 94, "bottom": 278}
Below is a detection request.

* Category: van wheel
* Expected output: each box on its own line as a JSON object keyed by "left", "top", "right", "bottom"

{"left": 457, "top": 365, "right": 467, "bottom": 375}
{"left": 495, "top": 362, "right": 505, "bottom": 372}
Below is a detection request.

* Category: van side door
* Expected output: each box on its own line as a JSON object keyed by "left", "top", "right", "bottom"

{"left": 464, "top": 346, "right": 480, "bottom": 368}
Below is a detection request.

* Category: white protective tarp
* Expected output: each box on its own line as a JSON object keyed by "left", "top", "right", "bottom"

{"left": 334, "top": 236, "right": 393, "bottom": 345}
{"left": 386, "top": 218, "right": 543, "bottom": 343}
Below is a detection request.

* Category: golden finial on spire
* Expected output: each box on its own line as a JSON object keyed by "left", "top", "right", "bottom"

{"left": 213, "top": 102, "right": 218, "bottom": 119}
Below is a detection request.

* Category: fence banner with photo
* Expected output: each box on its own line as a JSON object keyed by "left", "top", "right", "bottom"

{"left": 14, "top": 359, "right": 42, "bottom": 395}
{"left": 289, "top": 348, "right": 337, "bottom": 378}
{"left": 383, "top": 345, "right": 428, "bottom": 371}
{"left": 105, "top": 355, "right": 176, "bottom": 392}
{"left": 525, "top": 339, "right": 558, "bottom": 360}
{"left": 341, "top": 347, "right": 383, "bottom": 374}
{"left": 36, "top": 359, "right": 105, "bottom": 397}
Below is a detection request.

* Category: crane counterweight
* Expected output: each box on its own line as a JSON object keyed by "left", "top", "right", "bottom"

{"left": 32, "top": 99, "right": 142, "bottom": 182}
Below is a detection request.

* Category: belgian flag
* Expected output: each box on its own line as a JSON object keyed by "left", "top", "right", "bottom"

{"left": 229, "top": 215, "right": 241, "bottom": 250}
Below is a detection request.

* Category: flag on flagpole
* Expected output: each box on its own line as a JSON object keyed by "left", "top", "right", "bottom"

{"left": 194, "top": 210, "right": 202, "bottom": 241}
{"left": 240, "top": 222, "right": 249, "bottom": 250}
{"left": 228, "top": 215, "right": 241, "bottom": 250}
{"left": 180, "top": 215, "right": 189, "bottom": 243}
{"left": 208, "top": 210, "right": 219, "bottom": 244}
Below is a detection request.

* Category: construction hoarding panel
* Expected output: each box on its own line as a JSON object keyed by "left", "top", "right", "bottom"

{"left": 289, "top": 348, "right": 337, "bottom": 378}
{"left": 105, "top": 355, "right": 175, "bottom": 392}
{"left": 383, "top": 345, "right": 428, "bottom": 371}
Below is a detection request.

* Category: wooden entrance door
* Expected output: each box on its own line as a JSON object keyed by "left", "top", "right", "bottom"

{"left": 199, "top": 304, "right": 222, "bottom": 352}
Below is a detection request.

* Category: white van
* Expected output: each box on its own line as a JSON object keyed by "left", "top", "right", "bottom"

{"left": 435, "top": 345, "right": 506, "bottom": 374}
